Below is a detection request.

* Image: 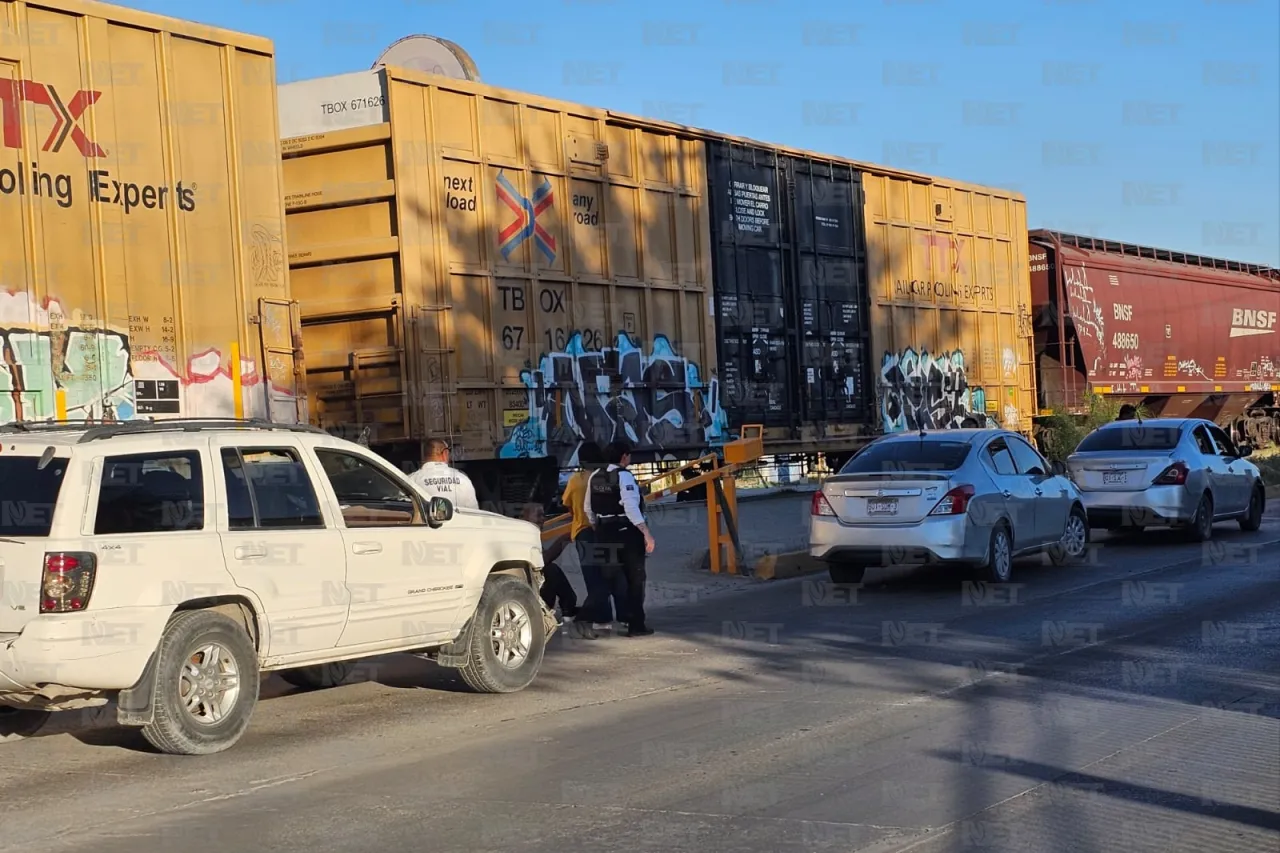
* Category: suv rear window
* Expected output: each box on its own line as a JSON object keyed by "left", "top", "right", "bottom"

{"left": 840, "top": 439, "right": 972, "bottom": 474}
{"left": 0, "top": 456, "right": 69, "bottom": 537}
{"left": 95, "top": 451, "right": 205, "bottom": 534}
{"left": 1076, "top": 426, "right": 1182, "bottom": 452}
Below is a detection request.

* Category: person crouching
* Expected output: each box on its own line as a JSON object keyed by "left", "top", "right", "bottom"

{"left": 521, "top": 502, "right": 578, "bottom": 622}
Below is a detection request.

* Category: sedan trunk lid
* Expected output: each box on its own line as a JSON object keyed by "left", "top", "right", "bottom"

{"left": 822, "top": 472, "right": 954, "bottom": 524}
{"left": 1066, "top": 450, "right": 1177, "bottom": 492}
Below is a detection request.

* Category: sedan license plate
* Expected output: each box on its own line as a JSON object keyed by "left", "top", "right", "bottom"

{"left": 1103, "top": 471, "right": 1128, "bottom": 485}
{"left": 867, "top": 498, "right": 898, "bottom": 516}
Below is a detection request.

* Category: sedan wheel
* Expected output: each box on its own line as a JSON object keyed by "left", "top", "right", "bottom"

{"left": 1050, "top": 508, "right": 1089, "bottom": 566}
{"left": 1239, "top": 487, "right": 1264, "bottom": 532}
{"left": 1187, "top": 494, "right": 1214, "bottom": 542}
{"left": 980, "top": 526, "right": 1013, "bottom": 583}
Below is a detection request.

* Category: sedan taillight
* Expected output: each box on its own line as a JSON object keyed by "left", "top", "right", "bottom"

{"left": 811, "top": 491, "right": 836, "bottom": 517}
{"left": 930, "top": 485, "right": 975, "bottom": 516}
{"left": 1153, "top": 461, "right": 1189, "bottom": 486}
{"left": 40, "top": 552, "right": 97, "bottom": 614}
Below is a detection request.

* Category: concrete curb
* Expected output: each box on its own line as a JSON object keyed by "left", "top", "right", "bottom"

{"left": 752, "top": 550, "right": 824, "bottom": 581}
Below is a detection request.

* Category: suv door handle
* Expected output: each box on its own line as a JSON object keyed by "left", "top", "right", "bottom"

{"left": 352, "top": 542, "right": 383, "bottom": 555}
{"left": 234, "top": 545, "right": 268, "bottom": 560}
{"left": 1002, "top": 490, "right": 1012, "bottom": 498}
{"left": 1034, "top": 488, "right": 1043, "bottom": 496}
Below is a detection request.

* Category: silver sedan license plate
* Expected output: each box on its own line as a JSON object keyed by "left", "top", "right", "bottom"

{"left": 867, "top": 498, "right": 898, "bottom": 515}
{"left": 1103, "top": 471, "right": 1127, "bottom": 485}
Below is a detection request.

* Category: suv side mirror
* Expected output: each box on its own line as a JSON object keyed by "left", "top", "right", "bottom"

{"left": 427, "top": 496, "right": 454, "bottom": 527}
{"left": 1050, "top": 460, "right": 1068, "bottom": 477}
{"left": 1238, "top": 444, "right": 1253, "bottom": 457}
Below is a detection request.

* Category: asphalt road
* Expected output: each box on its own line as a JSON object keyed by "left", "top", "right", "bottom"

{"left": 2, "top": 520, "right": 1278, "bottom": 853}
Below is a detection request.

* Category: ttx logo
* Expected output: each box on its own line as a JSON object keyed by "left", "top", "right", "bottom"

{"left": 0, "top": 79, "right": 105, "bottom": 157}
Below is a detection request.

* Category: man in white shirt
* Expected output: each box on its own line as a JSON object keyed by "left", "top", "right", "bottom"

{"left": 407, "top": 438, "right": 479, "bottom": 510}
{"left": 583, "top": 440, "right": 655, "bottom": 637}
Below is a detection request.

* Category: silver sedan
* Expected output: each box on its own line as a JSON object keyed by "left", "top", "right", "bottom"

{"left": 1065, "top": 417, "right": 1265, "bottom": 540}
{"left": 810, "top": 428, "right": 1089, "bottom": 586}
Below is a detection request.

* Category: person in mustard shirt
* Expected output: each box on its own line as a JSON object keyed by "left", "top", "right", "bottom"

{"left": 563, "top": 442, "right": 624, "bottom": 639}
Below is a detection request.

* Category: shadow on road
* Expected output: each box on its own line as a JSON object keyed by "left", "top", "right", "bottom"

{"left": 5, "top": 520, "right": 1279, "bottom": 846}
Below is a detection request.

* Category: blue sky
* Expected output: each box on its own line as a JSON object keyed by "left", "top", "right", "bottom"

{"left": 128, "top": 0, "right": 1279, "bottom": 266}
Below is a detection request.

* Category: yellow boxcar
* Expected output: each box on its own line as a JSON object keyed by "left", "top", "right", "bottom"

{"left": 279, "top": 64, "right": 1036, "bottom": 489}
{"left": 0, "top": 0, "right": 294, "bottom": 425}
{"left": 279, "top": 67, "right": 721, "bottom": 473}
{"left": 863, "top": 173, "right": 1036, "bottom": 436}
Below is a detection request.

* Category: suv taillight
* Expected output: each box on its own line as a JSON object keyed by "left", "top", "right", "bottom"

{"left": 929, "top": 485, "right": 975, "bottom": 516}
{"left": 1153, "top": 462, "right": 1189, "bottom": 486}
{"left": 40, "top": 552, "right": 97, "bottom": 614}
{"left": 812, "top": 491, "right": 836, "bottom": 517}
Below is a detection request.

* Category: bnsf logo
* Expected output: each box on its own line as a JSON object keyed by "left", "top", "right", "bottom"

{"left": 1231, "top": 309, "right": 1276, "bottom": 329}
{"left": 0, "top": 79, "right": 105, "bottom": 157}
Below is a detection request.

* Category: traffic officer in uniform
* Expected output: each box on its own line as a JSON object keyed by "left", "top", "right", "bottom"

{"left": 583, "top": 439, "right": 655, "bottom": 637}
{"left": 407, "top": 438, "right": 480, "bottom": 510}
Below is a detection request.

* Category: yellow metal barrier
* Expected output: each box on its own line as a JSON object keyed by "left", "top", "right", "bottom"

{"left": 538, "top": 425, "right": 765, "bottom": 577}
{"left": 230, "top": 341, "right": 244, "bottom": 419}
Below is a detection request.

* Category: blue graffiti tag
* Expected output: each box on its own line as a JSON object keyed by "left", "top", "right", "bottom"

{"left": 878, "top": 347, "right": 994, "bottom": 432}
{"left": 500, "top": 332, "right": 729, "bottom": 463}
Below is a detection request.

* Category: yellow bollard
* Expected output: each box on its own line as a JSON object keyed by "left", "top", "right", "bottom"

{"left": 229, "top": 342, "right": 244, "bottom": 419}
{"left": 54, "top": 388, "right": 67, "bottom": 421}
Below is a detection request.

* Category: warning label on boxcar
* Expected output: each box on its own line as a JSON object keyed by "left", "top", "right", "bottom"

{"left": 729, "top": 180, "right": 772, "bottom": 234}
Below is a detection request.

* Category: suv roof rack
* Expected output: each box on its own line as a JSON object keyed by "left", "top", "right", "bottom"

{"left": 0, "top": 421, "right": 102, "bottom": 435}
{"left": 0, "top": 417, "right": 328, "bottom": 443}
{"left": 75, "top": 418, "right": 330, "bottom": 443}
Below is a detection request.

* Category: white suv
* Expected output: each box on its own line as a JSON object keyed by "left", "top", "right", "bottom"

{"left": 0, "top": 419, "right": 556, "bottom": 755}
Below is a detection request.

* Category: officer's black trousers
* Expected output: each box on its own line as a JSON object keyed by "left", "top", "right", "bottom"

{"left": 594, "top": 522, "right": 647, "bottom": 631}
{"left": 577, "top": 529, "right": 629, "bottom": 625}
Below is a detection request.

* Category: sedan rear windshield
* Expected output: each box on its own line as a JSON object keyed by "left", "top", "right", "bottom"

{"left": 0, "top": 455, "right": 70, "bottom": 537}
{"left": 840, "top": 440, "right": 972, "bottom": 474}
{"left": 1076, "top": 426, "right": 1182, "bottom": 453}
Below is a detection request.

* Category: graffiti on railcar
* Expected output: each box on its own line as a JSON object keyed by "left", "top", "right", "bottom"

{"left": 0, "top": 325, "right": 134, "bottom": 423}
{"left": 1062, "top": 265, "right": 1105, "bottom": 374}
{"left": 878, "top": 347, "right": 996, "bottom": 432}
{"left": 0, "top": 293, "right": 296, "bottom": 423}
{"left": 499, "top": 332, "right": 729, "bottom": 464}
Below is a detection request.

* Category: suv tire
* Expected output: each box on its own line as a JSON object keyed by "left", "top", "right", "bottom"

{"left": 142, "top": 609, "right": 260, "bottom": 756}
{"left": 457, "top": 574, "right": 547, "bottom": 694}
{"left": 280, "top": 662, "right": 355, "bottom": 691}
{"left": 0, "top": 706, "right": 51, "bottom": 742}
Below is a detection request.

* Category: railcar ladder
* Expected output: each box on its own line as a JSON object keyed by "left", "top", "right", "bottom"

{"left": 412, "top": 303, "right": 458, "bottom": 449}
